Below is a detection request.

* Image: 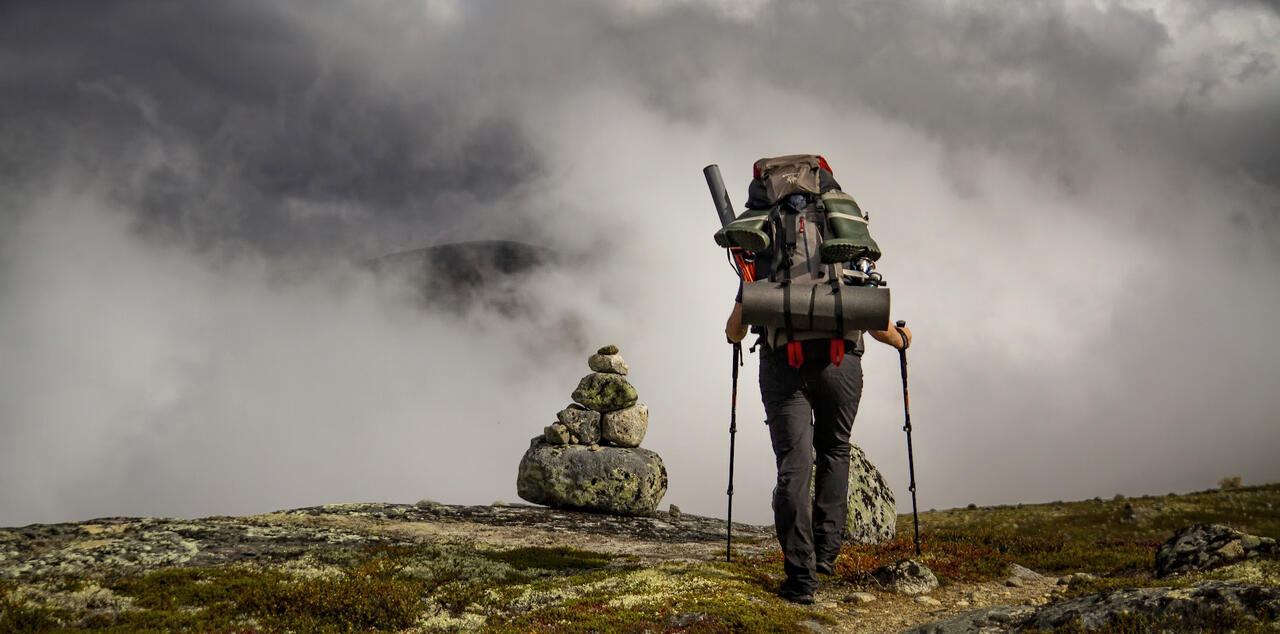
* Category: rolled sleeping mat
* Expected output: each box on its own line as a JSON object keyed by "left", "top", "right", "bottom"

{"left": 712, "top": 207, "right": 772, "bottom": 253}
{"left": 820, "top": 191, "right": 882, "bottom": 263}
{"left": 740, "top": 281, "right": 890, "bottom": 332}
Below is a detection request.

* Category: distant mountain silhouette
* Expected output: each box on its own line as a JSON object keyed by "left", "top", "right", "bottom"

{"left": 368, "top": 240, "right": 558, "bottom": 314}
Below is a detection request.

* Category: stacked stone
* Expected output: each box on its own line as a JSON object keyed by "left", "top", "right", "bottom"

{"left": 517, "top": 346, "right": 668, "bottom": 516}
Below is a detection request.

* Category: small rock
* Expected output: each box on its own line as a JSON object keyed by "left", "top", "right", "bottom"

{"left": 1006, "top": 577, "right": 1025, "bottom": 588}
{"left": 602, "top": 403, "right": 649, "bottom": 447}
{"left": 597, "top": 344, "right": 619, "bottom": 355}
{"left": 844, "top": 592, "right": 876, "bottom": 604}
{"left": 954, "top": 600, "right": 970, "bottom": 608}
{"left": 667, "top": 612, "right": 708, "bottom": 628}
{"left": 871, "top": 559, "right": 939, "bottom": 595}
{"left": 1057, "top": 576, "right": 1071, "bottom": 585}
{"left": 556, "top": 405, "right": 601, "bottom": 445}
{"left": 668, "top": 504, "right": 682, "bottom": 518}
{"left": 588, "top": 353, "right": 629, "bottom": 375}
{"left": 572, "top": 373, "right": 638, "bottom": 412}
{"left": 915, "top": 596, "right": 941, "bottom": 606}
{"left": 1009, "top": 563, "right": 1045, "bottom": 581}
{"left": 544, "top": 423, "right": 572, "bottom": 445}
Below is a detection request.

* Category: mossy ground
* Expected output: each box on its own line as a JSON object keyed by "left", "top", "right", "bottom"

{"left": 1, "top": 541, "right": 825, "bottom": 633}
{"left": 2, "top": 483, "right": 1276, "bottom": 632}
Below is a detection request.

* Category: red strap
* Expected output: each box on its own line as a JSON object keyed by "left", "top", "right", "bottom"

{"left": 829, "top": 339, "right": 845, "bottom": 366}
{"left": 817, "top": 155, "right": 833, "bottom": 175}
{"left": 787, "top": 341, "right": 804, "bottom": 369}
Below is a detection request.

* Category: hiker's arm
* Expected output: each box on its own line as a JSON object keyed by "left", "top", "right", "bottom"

{"left": 869, "top": 324, "right": 911, "bottom": 349}
{"left": 726, "top": 302, "right": 749, "bottom": 343}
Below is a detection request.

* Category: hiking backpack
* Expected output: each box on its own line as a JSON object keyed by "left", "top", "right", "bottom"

{"left": 713, "top": 154, "right": 890, "bottom": 366}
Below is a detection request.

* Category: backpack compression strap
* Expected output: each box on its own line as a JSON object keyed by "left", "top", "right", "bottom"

{"left": 822, "top": 197, "right": 846, "bottom": 367}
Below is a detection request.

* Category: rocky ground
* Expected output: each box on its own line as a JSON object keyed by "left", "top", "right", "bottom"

{"left": 2, "top": 484, "right": 1278, "bottom": 632}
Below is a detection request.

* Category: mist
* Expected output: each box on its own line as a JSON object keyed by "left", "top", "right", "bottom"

{"left": 2, "top": 0, "right": 1278, "bottom": 527}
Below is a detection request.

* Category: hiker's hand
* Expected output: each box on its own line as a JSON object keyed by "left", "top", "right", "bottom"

{"left": 894, "top": 325, "right": 911, "bottom": 349}
{"left": 870, "top": 325, "right": 910, "bottom": 349}
{"left": 726, "top": 302, "right": 749, "bottom": 343}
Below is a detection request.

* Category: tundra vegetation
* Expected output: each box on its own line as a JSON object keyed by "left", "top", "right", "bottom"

{"left": 1, "top": 483, "right": 1276, "bottom": 632}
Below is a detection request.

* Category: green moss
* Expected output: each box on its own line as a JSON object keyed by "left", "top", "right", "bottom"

{"left": 109, "top": 566, "right": 289, "bottom": 611}
{"left": 486, "top": 563, "right": 830, "bottom": 633}
{"left": 483, "top": 546, "right": 614, "bottom": 571}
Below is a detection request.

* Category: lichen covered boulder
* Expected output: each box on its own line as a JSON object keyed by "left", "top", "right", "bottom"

{"left": 517, "top": 437, "right": 667, "bottom": 516}
{"left": 812, "top": 444, "right": 896, "bottom": 544}
{"left": 572, "top": 372, "right": 638, "bottom": 412}
{"left": 845, "top": 444, "right": 897, "bottom": 544}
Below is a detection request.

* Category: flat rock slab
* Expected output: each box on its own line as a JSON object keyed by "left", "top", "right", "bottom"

{"left": 588, "top": 353, "right": 629, "bottom": 375}
{"left": 0, "top": 503, "right": 773, "bottom": 583}
{"left": 517, "top": 438, "right": 667, "bottom": 516}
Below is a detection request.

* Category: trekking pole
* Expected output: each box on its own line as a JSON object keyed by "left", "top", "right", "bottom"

{"left": 726, "top": 341, "right": 742, "bottom": 562}
{"left": 895, "top": 319, "right": 921, "bottom": 556}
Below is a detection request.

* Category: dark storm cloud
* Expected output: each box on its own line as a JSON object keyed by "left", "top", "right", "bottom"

{"left": 4, "top": 1, "right": 1275, "bottom": 253}
{"left": 0, "top": 1, "right": 538, "bottom": 256}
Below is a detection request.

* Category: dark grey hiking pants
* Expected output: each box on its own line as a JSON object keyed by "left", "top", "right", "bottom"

{"left": 760, "top": 349, "right": 864, "bottom": 592}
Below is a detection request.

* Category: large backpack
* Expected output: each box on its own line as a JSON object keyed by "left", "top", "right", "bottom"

{"left": 714, "top": 155, "right": 890, "bottom": 366}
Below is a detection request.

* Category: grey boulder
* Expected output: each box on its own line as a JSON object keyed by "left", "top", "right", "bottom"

{"left": 1156, "top": 523, "right": 1279, "bottom": 577}
{"left": 602, "top": 404, "right": 649, "bottom": 448}
{"left": 516, "top": 437, "right": 667, "bottom": 516}
{"left": 572, "top": 372, "right": 638, "bottom": 412}
{"left": 588, "top": 353, "right": 629, "bottom": 375}
{"left": 556, "top": 404, "right": 601, "bottom": 445}
{"left": 872, "top": 559, "right": 938, "bottom": 595}
{"left": 846, "top": 444, "right": 897, "bottom": 544}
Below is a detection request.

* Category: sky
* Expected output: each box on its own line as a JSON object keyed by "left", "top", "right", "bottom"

{"left": 1, "top": 0, "right": 1278, "bottom": 527}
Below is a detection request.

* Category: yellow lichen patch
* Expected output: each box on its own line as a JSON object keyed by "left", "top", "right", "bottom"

{"left": 80, "top": 524, "right": 128, "bottom": 537}
{"left": 66, "top": 539, "right": 117, "bottom": 551}
{"left": 1202, "top": 559, "right": 1280, "bottom": 586}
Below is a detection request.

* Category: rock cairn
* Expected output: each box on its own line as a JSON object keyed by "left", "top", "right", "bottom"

{"left": 517, "top": 346, "right": 668, "bottom": 516}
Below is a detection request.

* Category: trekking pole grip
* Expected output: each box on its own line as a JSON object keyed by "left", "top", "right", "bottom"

{"left": 894, "top": 319, "right": 909, "bottom": 350}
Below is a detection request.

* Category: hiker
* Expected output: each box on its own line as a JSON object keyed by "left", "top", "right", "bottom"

{"left": 720, "top": 155, "right": 911, "bottom": 604}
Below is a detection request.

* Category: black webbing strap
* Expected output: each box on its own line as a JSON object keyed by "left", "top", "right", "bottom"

{"left": 823, "top": 204, "right": 846, "bottom": 366}
{"left": 781, "top": 209, "right": 802, "bottom": 368}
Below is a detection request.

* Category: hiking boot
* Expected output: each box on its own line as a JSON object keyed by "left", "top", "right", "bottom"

{"left": 777, "top": 587, "right": 815, "bottom": 605}
{"left": 819, "top": 191, "right": 881, "bottom": 263}
{"left": 816, "top": 561, "right": 835, "bottom": 576}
